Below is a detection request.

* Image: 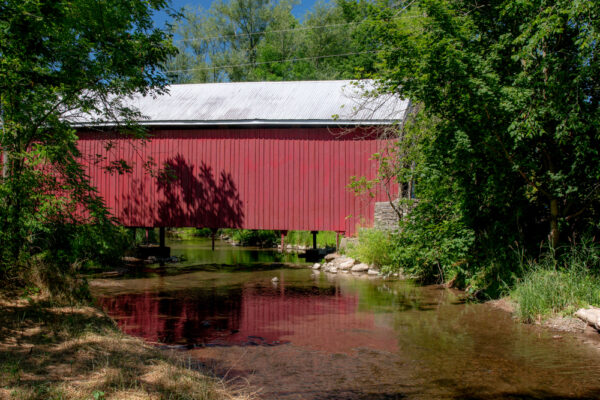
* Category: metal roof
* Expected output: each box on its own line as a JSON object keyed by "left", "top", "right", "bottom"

{"left": 72, "top": 80, "right": 409, "bottom": 127}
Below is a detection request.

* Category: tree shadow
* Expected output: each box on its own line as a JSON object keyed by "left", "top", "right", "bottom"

{"left": 156, "top": 154, "right": 244, "bottom": 229}
{"left": 0, "top": 300, "right": 250, "bottom": 398}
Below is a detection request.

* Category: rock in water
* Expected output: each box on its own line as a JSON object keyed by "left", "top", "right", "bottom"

{"left": 271, "top": 277, "right": 279, "bottom": 283}
{"left": 368, "top": 268, "right": 379, "bottom": 275}
{"left": 312, "top": 263, "right": 321, "bottom": 270}
{"left": 351, "top": 263, "right": 369, "bottom": 272}
{"left": 329, "top": 267, "right": 338, "bottom": 274}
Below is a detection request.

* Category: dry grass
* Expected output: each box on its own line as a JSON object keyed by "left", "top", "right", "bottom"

{"left": 0, "top": 296, "right": 251, "bottom": 400}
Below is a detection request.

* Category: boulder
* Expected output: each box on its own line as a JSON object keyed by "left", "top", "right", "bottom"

{"left": 324, "top": 253, "right": 340, "bottom": 262}
{"left": 328, "top": 267, "right": 338, "bottom": 274}
{"left": 575, "top": 307, "right": 600, "bottom": 331}
{"left": 312, "top": 263, "right": 321, "bottom": 270}
{"left": 271, "top": 277, "right": 279, "bottom": 283}
{"left": 367, "top": 268, "right": 379, "bottom": 275}
{"left": 351, "top": 263, "right": 369, "bottom": 272}
{"left": 338, "top": 258, "right": 356, "bottom": 270}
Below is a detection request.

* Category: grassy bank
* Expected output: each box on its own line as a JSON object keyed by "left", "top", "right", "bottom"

{"left": 510, "top": 242, "right": 600, "bottom": 323}
{"left": 284, "top": 231, "right": 337, "bottom": 248}
{"left": 0, "top": 296, "right": 248, "bottom": 400}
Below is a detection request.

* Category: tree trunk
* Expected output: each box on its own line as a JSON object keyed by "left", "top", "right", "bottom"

{"left": 549, "top": 198, "right": 560, "bottom": 248}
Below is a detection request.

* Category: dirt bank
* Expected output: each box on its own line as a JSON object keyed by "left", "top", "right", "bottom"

{"left": 0, "top": 295, "right": 249, "bottom": 400}
{"left": 487, "top": 296, "right": 600, "bottom": 358}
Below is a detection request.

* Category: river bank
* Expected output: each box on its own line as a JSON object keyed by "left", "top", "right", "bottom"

{"left": 0, "top": 294, "right": 249, "bottom": 400}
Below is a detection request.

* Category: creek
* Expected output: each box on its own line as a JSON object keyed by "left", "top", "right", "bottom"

{"left": 91, "top": 238, "right": 600, "bottom": 399}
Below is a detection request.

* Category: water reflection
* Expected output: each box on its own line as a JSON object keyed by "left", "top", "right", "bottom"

{"left": 96, "top": 270, "right": 401, "bottom": 352}
{"left": 92, "top": 242, "right": 600, "bottom": 399}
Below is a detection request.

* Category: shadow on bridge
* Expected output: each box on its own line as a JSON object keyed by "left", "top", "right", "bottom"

{"left": 156, "top": 154, "right": 245, "bottom": 229}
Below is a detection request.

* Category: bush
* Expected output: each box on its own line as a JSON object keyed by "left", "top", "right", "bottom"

{"left": 511, "top": 240, "right": 600, "bottom": 322}
{"left": 388, "top": 198, "right": 475, "bottom": 285}
{"left": 223, "top": 229, "right": 279, "bottom": 247}
{"left": 346, "top": 228, "right": 393, "bottom": 268}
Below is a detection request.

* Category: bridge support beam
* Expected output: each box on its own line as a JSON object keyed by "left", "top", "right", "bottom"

{"left": 280, "top": 230, "right": 288, "bottom": 252}
{"left": 311, "top": 231, "right": 318, "bottom": 250}
{"left": 159, "top": 227, "right": 165, "bottom": 248}
{"left": 211, "top": 228, "right": 218, "bottom": 251}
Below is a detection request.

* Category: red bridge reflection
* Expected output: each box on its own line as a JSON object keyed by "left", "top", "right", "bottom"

{"left": 98, "top": 281, "right": 398, "bottom": 353}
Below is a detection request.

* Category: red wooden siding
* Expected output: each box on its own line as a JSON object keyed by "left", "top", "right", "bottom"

{"left": 78, "top": 127, "right": 395, "bottom": 236}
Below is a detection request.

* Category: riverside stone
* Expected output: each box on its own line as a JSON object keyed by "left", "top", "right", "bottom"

{"left": 329, "top": 267, "right": 338, "bottom": 274}
{"left": 312, "top": 263, "right": 321, "bottom": 270}
{"left": 324, "top": 253, "right": 339, "bottom": 262}
{"left": 368, "top": 268, "right": 379, "bottom": 275}
{"left": 575, "top": 307, "right": 600, "bottom": 331}
{"left": 351, "top": 263, "right": 369, "bottom": 272}
{"left": 338, "top": 258, "right": 356, "bottom": 270}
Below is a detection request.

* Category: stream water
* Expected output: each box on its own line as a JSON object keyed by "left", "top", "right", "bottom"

{"left": 91, "top": 238, "right": 600, "bottom": 399}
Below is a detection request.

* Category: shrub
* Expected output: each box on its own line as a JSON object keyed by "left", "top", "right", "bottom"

{"left": 346, "top": 228, "right": 393, "bottom": 268}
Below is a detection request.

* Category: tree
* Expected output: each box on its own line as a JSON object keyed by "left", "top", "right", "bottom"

{"left": 360, "top": 0, "right": 600, "bottom": 291}
{"left": 167, "top": 0, "right": 296, "bottom": 82}
{"left": 0, "top": 0, "right": 177, "bottom": 286}
{"left": 166, "top": 0, "right": 381, "bottom": 82}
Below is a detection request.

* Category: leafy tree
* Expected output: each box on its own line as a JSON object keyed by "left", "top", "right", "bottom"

{"left": 168, "top": 0, "right": 297, "bottom": 82}
{"left": 358, "top": 0, "right": 600, "bottom": 292}
{"left": 167, "top": 0, "right": 381, "bottom": 82}
{"left": 0, "top": 0, "right": 177, "bottom": 289}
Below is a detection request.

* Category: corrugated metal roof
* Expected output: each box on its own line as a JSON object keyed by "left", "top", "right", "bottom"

{"left": 72, "top": 80, "right": 409, "bottom": 127}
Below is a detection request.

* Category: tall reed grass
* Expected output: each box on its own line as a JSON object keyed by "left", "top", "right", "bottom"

{"left": 511, "top": 240, "right": 600, "bottom": 322}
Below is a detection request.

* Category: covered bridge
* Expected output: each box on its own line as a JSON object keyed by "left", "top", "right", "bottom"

{"left": 77, "top": 80, "right": 409, "bottom": 239}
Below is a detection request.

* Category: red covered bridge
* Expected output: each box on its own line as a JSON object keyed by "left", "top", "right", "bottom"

{"left": 76, "top": 80, "right": 408, "bottom": 239}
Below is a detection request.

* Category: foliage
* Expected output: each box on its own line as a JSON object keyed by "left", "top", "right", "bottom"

{"left": 346, "top": 228, "right": 393, "bottom": 269}
{"left": 511, "top": 240, "right": 600, "bottom": 322}
{"left": 0, "top": 0, "right": 177, "bottom": 292}
{"left": 166, "top": 227, "right": 214, "bottom": 240}
{"left": 347, "top": 0, "right": 600, "bottom": 294}
{"left": 222, "top": 229, "right": 279, "bottom": 247}
{"left": 285, "top": 230, "right": 337, "bottom": 248}
{"left": 166, "top": 0, "right": 379, "bottom": 82}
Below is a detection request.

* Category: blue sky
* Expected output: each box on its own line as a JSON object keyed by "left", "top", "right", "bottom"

{"left": 154, "top": 0, "right": 319, "bottom": 29}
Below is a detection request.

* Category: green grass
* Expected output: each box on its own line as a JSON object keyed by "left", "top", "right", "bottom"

{"left": 284, "top": 231, "right": 337, "bottom": 248}
{"left": 510, "top": 241, "right": 600, "bottom": 322}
